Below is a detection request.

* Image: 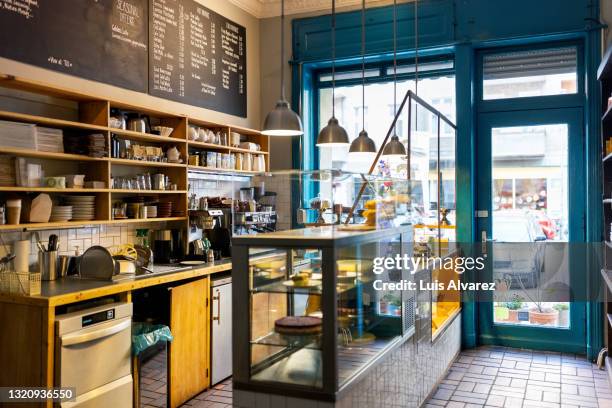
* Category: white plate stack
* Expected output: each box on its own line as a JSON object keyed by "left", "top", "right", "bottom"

{"left": 49, "top": 205, "right": 72, "bottom": 222}
{"left": 64, "top": 196, "right": 96, "bottom": 221}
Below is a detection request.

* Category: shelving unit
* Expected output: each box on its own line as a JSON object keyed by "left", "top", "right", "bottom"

{"left": 0, "top": 74, "right": 270, "bottom": 231}
{"left": 598, "top": 46, "right": 612, "bottom": 387}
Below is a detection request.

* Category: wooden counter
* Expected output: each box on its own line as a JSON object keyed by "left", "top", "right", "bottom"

{"left": 0, "top": 261, "right": 233, "bottom": 408}
{"left": 0, "top": 260, "right": 232, "bottom": 307}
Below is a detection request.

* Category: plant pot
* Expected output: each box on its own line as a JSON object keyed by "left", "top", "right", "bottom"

{"left": 529, "top": 308, "right": 559, "bottom": 326}
{"left": 494, "top": 306, "right": 509, "bottom": 321}
{"left": 507, "top": 309, "right": 519, "bottom": 323}
{"left": 557, "top": 309, "right": 569, "bottom": 327}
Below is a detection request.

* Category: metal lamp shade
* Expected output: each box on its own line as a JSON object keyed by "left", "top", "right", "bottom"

{"left": 262, "top": 100, "right": 303, "bottom": 136}
{"left": 382, "top": 135, "right": 406, "bottom": 158}
{"left": 349, "top": 130, "right": 376, "bottom": 153}
{"left": 316, "top": 116, "right": 349, "bottom": 146}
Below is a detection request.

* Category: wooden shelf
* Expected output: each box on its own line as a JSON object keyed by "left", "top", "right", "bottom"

{"left": 187, "top": 140, "right": 268, "bottom": 155}
{"left": 108, "top": 158, "right": 186, "bottom": 168}
{"left": 112, "top": 128, "right": 186, "bottom": 144}
{"left": 110, "top": 189, "right": 187, "bottom": 194}
{"left": 187, "top": 165, "right": 261, "bottom": 176}
{"left": 0, "top": 217, "right": 187, "bottom": 231}
{"left": 0, "top": 109, "right": 108, "bottom": 132}
{"left": 0, "top": 147, "right": 106, "bottom": 162}
{"left": 116, "top": 217, "right": 187, "bottom": 224}
{"left": 0, "top": 187, "right": 108, "bottom": 193}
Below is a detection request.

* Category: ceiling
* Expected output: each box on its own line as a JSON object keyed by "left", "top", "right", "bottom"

{"left": 228, "top": 0, "right": 412, "bottom": 19}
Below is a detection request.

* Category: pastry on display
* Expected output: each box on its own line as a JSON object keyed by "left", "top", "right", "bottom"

{"left": 274, "top": 316, "right": 322, "bottom": 335}
{"left": 291, "top": 272, "right": 310, "bottom": 286}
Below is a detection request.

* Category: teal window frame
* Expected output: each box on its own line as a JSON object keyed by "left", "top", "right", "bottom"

{"left": 290, "top": 0, "right": 603, "bottom": 358}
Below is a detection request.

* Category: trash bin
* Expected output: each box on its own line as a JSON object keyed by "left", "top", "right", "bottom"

{"left": 132, "top": 323, "right": 173, "bottom": 407}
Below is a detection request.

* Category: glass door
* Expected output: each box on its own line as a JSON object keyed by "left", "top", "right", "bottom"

{"left": 476, "top": 107, "right": 586, "bottom": 352}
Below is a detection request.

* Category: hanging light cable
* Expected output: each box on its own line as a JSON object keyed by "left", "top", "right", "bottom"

{"left": 382, "top": 0, "right": 406, "bottom": 158}
{"left": 317, "top": 0, "right": 349, "bottom": 147}
{"left": 262, "top": 0, "right": 303, "bottom": 136}
{"left": 349, "top": 0, "right": 376, "bottom": 157}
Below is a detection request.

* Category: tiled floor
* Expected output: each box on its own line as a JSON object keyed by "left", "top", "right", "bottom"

{"left": 139, "top": 348, "right": 232, "bottom": 407}
{"left": 425, "top": 346, "right": 612, "bottom": 408}
{"left": 140, "top": 345, "right": 612, "bottom": 408}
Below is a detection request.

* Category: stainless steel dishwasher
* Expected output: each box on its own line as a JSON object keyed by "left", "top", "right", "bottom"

{"left": 211, "top": 276, "right": 232, "bottom": 385}
{"left": 55, "top": 302, "right": 133, "bottom": 407}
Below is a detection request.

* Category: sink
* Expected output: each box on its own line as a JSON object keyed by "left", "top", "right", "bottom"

{"left": 134, "top": 264, "right": 192, "bottom": 278}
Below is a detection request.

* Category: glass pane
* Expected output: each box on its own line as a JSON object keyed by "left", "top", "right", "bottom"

{"left": 483, "top": 46, "right": 577, "bottom": 100}
{"left": 318, "top": 75, "right": 456, "bottom": 174}
{"left": 490, "top": 124, "right": 570, "bottom": 328}
{"left": 249, "top": 248, "right": 323, "bottom": 388}
{"left": 337, "top": 235, "right": 403, "bottom": 386}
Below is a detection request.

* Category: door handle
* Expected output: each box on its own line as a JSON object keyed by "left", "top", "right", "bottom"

{"left": 212, "top": 289, "right": 221, "bottom": 325}
{"left": 61, "top": 318, "right": 131, "bottom": 346}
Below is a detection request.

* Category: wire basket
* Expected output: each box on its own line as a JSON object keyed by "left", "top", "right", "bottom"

{"left": 0, "top": 271, "right": 41, "bottom": 296}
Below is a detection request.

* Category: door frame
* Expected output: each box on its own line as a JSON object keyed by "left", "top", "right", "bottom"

{"left": 475, "top": 107, "right": 587, "bottom": 353}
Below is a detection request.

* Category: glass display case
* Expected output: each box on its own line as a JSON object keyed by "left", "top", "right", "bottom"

{"left": 232, "top": 224, "right": 414, "bottom": 399}
{"left": 230, "top": 169, "right": 418, "bottom": 399}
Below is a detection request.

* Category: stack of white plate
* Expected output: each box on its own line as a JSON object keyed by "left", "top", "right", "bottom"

{"left": 64, "top": 196, "right": 96, "bottom": 221}
{"left": 49, "top": 205, "right": 72, "bottom": 222}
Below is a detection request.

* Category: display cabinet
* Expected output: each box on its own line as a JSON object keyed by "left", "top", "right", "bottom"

{"left": 232, "top": 225, "right": 414, "bottom": 400}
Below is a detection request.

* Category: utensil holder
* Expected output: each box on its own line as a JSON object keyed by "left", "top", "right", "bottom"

{"left": 39, "top": 251, "right": 58, "bottom": 281}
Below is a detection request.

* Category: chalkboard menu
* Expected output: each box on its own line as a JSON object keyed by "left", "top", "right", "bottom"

{"left": 0, "top": 0, "right": 149, "bottom": 92}
{"left": 149, "top": 0, "right": 247, "bottom": 117}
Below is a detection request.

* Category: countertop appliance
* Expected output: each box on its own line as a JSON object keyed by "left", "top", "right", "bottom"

{"left": 204, "top": 209, "right": 231, "bottom": 258}
{"left": 55, "top": 302, "right": 133, "bottom": 407}
{"left": 211, "top": 276, "right": 232, "bottom": 385}
{"left": 153, "top": 229, "right": 180, "bottom": 264}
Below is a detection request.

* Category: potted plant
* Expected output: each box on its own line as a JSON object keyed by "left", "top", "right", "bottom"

{"left": 553, "top": 303, "right": 569, "bottom": 327}
{"left": 528, "top": 304, "right": 558, "bottom": 326}
{"left": 505, "top": 295, "right": 524, "bottom": 323}
{"left": 516, "top": 265, "right": 558, "bottom": 326}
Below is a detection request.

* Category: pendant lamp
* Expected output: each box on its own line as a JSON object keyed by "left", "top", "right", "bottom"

{"left": 316, "top": 0, "right": 349, "bottom": 146}
{"left": 349, "top": 0, "right": 376, "bottom": 158}
{"left": 382, "top": 0, "right": 406, "bottom": 158}
{"left": 262, "top": 0, "right": 303, "bottom": 136}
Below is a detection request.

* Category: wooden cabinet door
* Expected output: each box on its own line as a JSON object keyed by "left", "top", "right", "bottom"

{"left": 169, "top": 278, "right": 209, "bottom": 407}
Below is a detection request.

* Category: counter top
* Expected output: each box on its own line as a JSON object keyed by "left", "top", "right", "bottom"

{"left": 0, "top": 259, "right": 232, "bottom": 307}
